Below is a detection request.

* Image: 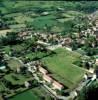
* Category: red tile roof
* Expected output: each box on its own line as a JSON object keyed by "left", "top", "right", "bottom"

{"left": 53, "top": 80, "right": 63, "bottom": 90}
{"left": 39, "top": 66, "right": 48, "bottom": 74}
{"left": 43, "top": 75, "right": 53, "bottom": 83}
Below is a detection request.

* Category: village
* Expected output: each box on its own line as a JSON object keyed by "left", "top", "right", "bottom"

{"left": 0, "top": 1, "right": 98, "bottom": 100}
{"left": 0, "top": 12, "right": 97, "bottom": 100}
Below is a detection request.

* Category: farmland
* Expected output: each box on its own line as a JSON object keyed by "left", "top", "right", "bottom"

{"left": 0, "top": 1, "right": 88, "bottom": 34}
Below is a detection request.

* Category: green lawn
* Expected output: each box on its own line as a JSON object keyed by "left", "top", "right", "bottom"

{"left": 7, "top": 58, "right": 22, "bottom": 70}
{"left": 9, "top": 24, "right": 26, "bottom": 29}
{"left": 0, "top": 82, "right": 6, "bottom": 92}
{"left": 32, "top": 15, "right": 57, "bottom": 29}
{"left": 42, "top": 48, "right": 86, "bottom": 89}
{"left": 25, "top": 52, "right": 48, "bottom": 60}
{"left": 4, "top": 73, "right": 32, "bottom": 85}
{"left": 2, "top": 46, "right": 11, "bottom": 54}
{"left": 31, "top": 86, "right": 52, "bottom": 100}
{"left": 14, "top": 14, "right": 34, "bottom": 24}
{"left": 12, "top": 44, "right": 25, "bottom": 52}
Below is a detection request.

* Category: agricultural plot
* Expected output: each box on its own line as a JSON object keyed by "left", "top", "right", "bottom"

{"left": 42, "top": 48, "right": 86, "bottom": 89}
{"left": 9, "top": 24, "right": 26, "bottom": 29}
{"left": 32, "top": 15, "right": 57, "bottom": 29}
{"left": 0, "top": 1, "right": 86, "bottom": 34}
{"left": 14, "top": 14, "right": 34, "bottom": 24}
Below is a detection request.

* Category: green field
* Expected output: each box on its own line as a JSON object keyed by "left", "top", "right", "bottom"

{"left": 0, "top": 1, "right": 87, "bottom": 33}
{"left": 32, "top": 15, "right": 57, "bottom": 29}
{"left": 42, "top": 48, "right": 86, "bottom": 89}
{"left": 7, "top": 58, "right": 22, "bottom": 70}
{"left": 10, "top": 89, "right": 39, "bottom": 100}
{"left": 4, "top": 73, "right": 31, "bottom": 85}
{"left": 10, "top": 86, "right": 52, "bottom": 100}
{"left": 0, "top": 82, "right": 6, "bottom": 92}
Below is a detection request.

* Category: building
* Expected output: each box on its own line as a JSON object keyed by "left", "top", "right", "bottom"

{"left": 0, "top": 65, "right": 6, "bottom": 70}
{"left": 18, "top": 31, "right": 32, "bottom": 40}
{"left": 92, "top": 26, "right": 96, "bottom": 31}
{"left": 39, "top": 66, "right": 48, "bottom": 75}
{"left": 24, "top": 81, "right": 30, "bottom": 88}
{"left": 95, "top": 19, "right": 98, "bottom": 27}
{"left": 43, "top": 75, "right": 53, "bottom": 83}
{"left": 52, "top": 80, "right": 64, "bottom": 90}
{"left": 38, "top": 66, "right": 64, "bottom": 91}
{"left": 95, "top": 59, "right": 98, "bottom": 65}
{"left": 61, "top": 37, "right": 72, "bottom": 47}
{"left": 91, "top": 74, "right": 96, "bottom": 81}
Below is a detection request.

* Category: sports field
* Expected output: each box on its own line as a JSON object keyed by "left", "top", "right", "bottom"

{"left": 42, "top": 48, "right": 86, "bottom": 89}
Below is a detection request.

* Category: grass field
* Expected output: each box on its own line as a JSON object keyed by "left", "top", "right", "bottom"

{"left": 0, "top": 82, "right": 6, "bottom": 92}
{"left": 32, "top": 15, "right": 57, "bottom": 29}
{"left": 42, "top": 48, "right": 86, "bottom": 89}
{"left": 10, "top": 89, "right": 39, "bottom": 100}
{"left": 14, "top": 14, "right": 34, "bottom": 24}
{"left": 10, "top": 86, "right": 51, "bottom": 100}
{"left": 25, "top": 51, "right": 49, "bottom": 60}
{"left": 7, "top": 58, "right": 22, "bottom": 70}
{"left": 4, "top": 73, "right": 31, "bottom": 85}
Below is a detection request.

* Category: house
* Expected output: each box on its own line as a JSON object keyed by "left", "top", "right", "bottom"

{"left": 65, "top": 47, "right": 72, "bottom": 51}
{"left": 18, "top": 31, "right": 32, "bottom": 39}
{"left": 93, "top": 29, "right": 98, "bottom": 40}
{"left": 0, "top": 65, "right": 6, "bottom": 70}
{"left": 24, "top": 81, "right": 30, "bottom": 88}
{"left": 84, "top": 74, "right": 88, "bottom": 80}
{"left": 95, "top": 19, "right": 98, "bottom": 27}
{"left": 77, "top": 39, "right": 85, "bottom": 45}
{"left": 92, "top": 26, "right": 96, "bottom": 31}
{"left": 91, "top": 74, "right": 96, "bottom": 81}
{"left": 28, "top": 66, "right": 37, "bottom": 73}
{"left": 43, "top": 75, "right": 53, "bottom": 83}
{"left": 96, "top": 59, "right": 98, "bottom": 65}
{"left": 61, "top": 37, "right": 72, "bottom": 46}
{"left": 52, "top": 80, "right": 64, "bottom": 90}
{"left": 39, "top": 66, "right": 48, "bottom": 75}
{"left": 89, "top": 68, "right": 94, "bottom": 74}
{"left": 87, "top": 28, "right": 91, "bottom": 33}
{"left": 41, "top": 12, "right": 49, "bottom": 16}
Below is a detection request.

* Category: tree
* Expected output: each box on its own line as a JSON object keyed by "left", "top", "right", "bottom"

{"left": 2, "top": 32, "right": 21, "bottom": 45}
{"left": 71, "top": 40, "right": 79, "bottom": 50}
{"left": 78, "top": 81, "right": 98, "bottom": 100}
{"left": 0, "top": 52, "right": 4, "bottom": 63}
